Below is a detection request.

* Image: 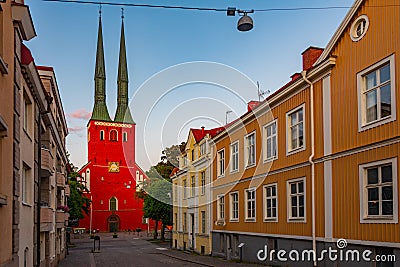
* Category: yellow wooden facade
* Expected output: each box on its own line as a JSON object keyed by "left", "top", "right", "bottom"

{"left": 211, "top": 0, "right": 400, "bottom": 261}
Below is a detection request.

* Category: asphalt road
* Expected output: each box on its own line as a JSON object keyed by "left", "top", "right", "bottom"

{"left": 59, "top": 233, "right": 262, "bottom": 267}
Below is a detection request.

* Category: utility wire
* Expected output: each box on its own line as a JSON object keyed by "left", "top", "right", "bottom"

{"left": 42, "top": 0, "right": 400, "bottom": 13}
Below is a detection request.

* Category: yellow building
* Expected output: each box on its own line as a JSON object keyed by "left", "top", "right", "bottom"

{"left": 172, "top": 127, "right": 223, "bottom": 255}
{"left": 211, "top": 0, "right": 400, "bottom": 266}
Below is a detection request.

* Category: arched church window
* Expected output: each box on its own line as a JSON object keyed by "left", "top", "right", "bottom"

{"left": 123, "top": 132, "right": 128, "bottom": 142}
{"left": 109, "top": 197, "right": 117, "bottom": 211}
{"left": 100, "top": 130, "right": 104, "bottom": 141}
{"left": 110, "top": 130, "right": 118, "bottom": 142}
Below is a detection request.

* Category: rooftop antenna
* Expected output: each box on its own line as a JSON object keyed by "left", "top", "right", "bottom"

{"left": 121, "top": 7, "right": 124, "bottom": 19}
{"left": 257, "top": 81, "right": 270, "bottom": 101}
{"left": 99, "top": 2, "right": 102, "bottom": 16}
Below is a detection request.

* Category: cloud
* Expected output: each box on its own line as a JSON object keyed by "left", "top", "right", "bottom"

{"left": 67, "top": 109, "right": 92, "bottom": 120}
{"left": 68, "top": 126, "right": 85, "bottom": 133}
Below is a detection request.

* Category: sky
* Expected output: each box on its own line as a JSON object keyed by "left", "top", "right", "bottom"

{"left": 26, "top": 0, "right": 355, "bottom": 171}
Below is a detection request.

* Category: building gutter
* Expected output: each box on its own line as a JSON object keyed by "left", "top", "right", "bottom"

{"left": 301, "top": 70, "right": 317, "bottom": 267}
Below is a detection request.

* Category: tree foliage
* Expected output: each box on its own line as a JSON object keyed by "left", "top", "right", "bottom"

{"left": 67, "top": 171, "right": 91, "bottom": 219}
{"left": 161, "top": 143, "right": 185, "bottom": 168}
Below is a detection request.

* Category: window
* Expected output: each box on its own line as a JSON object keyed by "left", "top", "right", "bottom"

{"left": 217, "top": 195, "right": 225, "bottom": 220}
{"left": 110, "top": 129, "right": 118, "bottom": 141}
{"left": 287, "top": 178, "right": 305, "bottom": 221}
{"left": 191, "top": 149, "right": 195, "bottom": 161}
{"left": 230, "top": 192, "right": 239, "bottom": 221}
{"left": 183, "top": 212, "right": 187, "bottom": 232}
{"left": 109, "top": 196, "right": 117, "bottom": 211}
{"left": 183, "top": 179, "right": 187, "bottom": 199}
{"left": 191, "top": 175, "right": 195, "bottom": 197}
{"left": 22, "top": 165, "right": 31, "bottom": 204}
{"left": 183, "top": 155, "right": 188, "bottom": 166}
{"left": 100, "top": 130, "right": 104, "bottom": 141}
{"left": 245, "top": 188, "right": 256, "bottom": 221}
{"left": 123, "top": 132, "right": 128, "bottom": 142}
{"left": 217, "top": 149, "right": 225, "bottom": 177}
{"left": 287, "top": 106, "right": 305, "bottom": 153}
{"left": 245, "top": 132, "right": 256, "bottom": 167}
{"left": 201, "top": 171, "right": 206, "bottom": 195}
{"left": 350, "top": 15, "right": 369, "bottom": 42}
{"left": 200, "top": 142, "right": 206, "bottom": 156}
{"left": 360, "top": 158, "right": 398, "bottom": 223}
{"left": 201, "top": 211, "right": 206, "bottom": 234}
{"left": 23, "top": 94, "right": 31, "bottom": 133}
{"left": 230, "top": 141, "right": 239, "bottom": 172}
{"left": 264, "top": 184, "right": 278, "bottom": 221}
{"left": 264, "top": 120, "right": 277, "bottom": 161}
{"left": 358, "top": 55, "right": 396, "bottom": 131}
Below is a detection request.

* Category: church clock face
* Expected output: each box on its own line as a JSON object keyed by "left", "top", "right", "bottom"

{"left": 108, "top": 162, "right": 120, "bottom": 172}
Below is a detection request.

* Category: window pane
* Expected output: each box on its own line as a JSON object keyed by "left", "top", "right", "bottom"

{"left": 272, "top": 207, "right": 276, "bottom": 217}
{"left": 290, "top": 113, "right": 297, "bottom": 126}
{"left": 298, "top": 109, "right": 303, "bottom": 122}
{"left": 382, "top": 186, "right": 393, "bottom": 200}
{"left": 366, "top": 90, "right": 377, "bottom": 122}
{"left": 367, "top": 168, "right": 378, "bottom": 184}
{"left": 380, "top": 83, "right": 391, "bottom": 118}
{"left": 368, "top": 202, "right": 379, "bottom": 215}
{"left": 267, "top": 126, "right": 271, "bottom": 136}
{"left": 267, "top": 208, "right": 271, "bottom": 218}
{"left": 380, "top": 64, "right": 390, "bottom": 83}
{"left": 382, "top": 201, "right": 393, "bottom": 215}
{"left": 266, "top": 188, "right": 271, "bottom": 197}
{"left": 267, "top": 199, "right": 271, "bottom": 207}
{"left": 272, "top": 199, "right": 276, "bottom": 208}
{"left": 291, "top": 127, "right": 297, "bottom": 149}
{"left": 299, "top": 195, "right": 304, "bottom": 206}
{"left": 291, "top": 196, "right": 297, "bottom": 206}
{"left": 272, "top": 123, "right": 276, "bottom": 134}
{"left": 366, "top": 71, "right": 377, "bottom": 89}
{"left": 298, "top": 181, "right": 304, "bottom": 193}
{"left": 299, "top": 206, "right": 304, "bottom": 217}
{"left": 291, "top": 184, "right": 297, "bottom": 194}
{"left": 381, "top": 165, "right": 392, "bottom": 183}
{"left": 368, "top": 188, "right": 379, "bottom": 201}
{"left": 271, "top": 186, "right": 276, "bottom": 196}
{"left": 267, "top": 139, "right": 272, "bottom": 158}
{"left": 272, "top": 136, "right": 277, "bottom": 157}
{"left": 292, "top": 207, "right": 297, "bottom": 217}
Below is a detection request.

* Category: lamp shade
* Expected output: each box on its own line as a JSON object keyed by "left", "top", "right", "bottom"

{"left": 237, "top": 14, "right": 253, "bottom": 32}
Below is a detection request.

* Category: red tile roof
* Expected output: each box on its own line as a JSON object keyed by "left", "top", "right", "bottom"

{"left": 191, "top": 126, "right": 225, "bottom": 143}
{"left": 21, "top": 44, "right": 34, "bottom": 65}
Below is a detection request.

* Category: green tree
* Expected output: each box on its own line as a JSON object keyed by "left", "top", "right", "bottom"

{"left": 67, "top": 171, "right": 91, "bottom": 219}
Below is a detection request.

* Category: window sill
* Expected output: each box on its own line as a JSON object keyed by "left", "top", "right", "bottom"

{"left": 245, "top": 218, "right": 256, "bottom": 222}
{"left": 230, "top": 169, "right": 239, "bottom": 174}
{"left": 288, "top": 218, "right": 306, "bottom": 223}
{"left": 22, "top": 202, "right": 33, "bottom": 207}
{"left": 359, "top": 115, "right": 396, "bottom": 132}
{"left": 217, "top": 174, "right": 225, "bottom": 179}
{"left": 361, "top": 216, "right": 397, "bottom": 224}
{"left": 245, "top": 164, "right": 256, "bottom": 169}
{"left": 264, "top": 157, "right": 277, "bottom": 163}
{"left": 263, "top": 218, "right": 278, "bottom": 222}
{"left": 229, "top": 219, "right": 239, "bottom": 222}
{"left": 287, "top": 146, "right": 305, "bottom": 156}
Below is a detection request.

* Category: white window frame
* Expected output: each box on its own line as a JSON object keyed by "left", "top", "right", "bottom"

{"left": 245, "top": 188, "right": 256, "bottom": 221}
{"left": 263, "top": 183, "right": 278, "bottom": 222}
{"left": 229, "top": 191, "right": 239, "bottom": 222}
{"left": 190, "top": 175, "right": 195, "bottom": 197}
{"left": 357, "top": 55, "right": 396, "bottom": 132}
{"left": 244, "top": 132, "right": 256, "bottom": 168}
{"left": 109, "top": 196, "right": 118, "bottom": 211}
{"left": 22, "top": 165, "right": 31, "bottom": 205}
{"left": 201, "top": 171, "right": 206, "bottom": 195}
{"left": 217, "top": 148, "right": 225, "bottom": 178}
{"left": 287, "top": 177, "right": 306, "bottom": 222}
{"left": 183, "top": 179, "right": 187, "bottom": 199}
{"left": 230, "top": 141, "right": 239, "bottom": 173}
{"left": 200, "top": 141, "right": 206, "bottom": 157}
{"left": 201, "top": 210, "right": 206, "bottom": 234}
{"left": 286, "top": 104, "right": 306, "bottom": 155}
{"left": 217, "top": 194, "right": 225, "bottom": 220}
{"left": 263, "top": 120, "right": 278, "bottom": 162}
{"left": 359, "top": 158, "right": 398, "bottom": 223}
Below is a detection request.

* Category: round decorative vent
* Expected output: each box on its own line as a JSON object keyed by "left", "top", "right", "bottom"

{"left": 350, "top": 15, "right": 369, "bottom": 42}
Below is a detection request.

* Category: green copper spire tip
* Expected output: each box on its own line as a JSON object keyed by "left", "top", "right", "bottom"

{"left": 91, "top": 13, "right": 112, "bottom": 122}
{"left": 114, "top": 15, "right": 135, "bottom": 124}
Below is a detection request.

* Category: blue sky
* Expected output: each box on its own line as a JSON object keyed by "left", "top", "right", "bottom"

{"left": 26, "top": 0, "right": 354, "bottom": 170}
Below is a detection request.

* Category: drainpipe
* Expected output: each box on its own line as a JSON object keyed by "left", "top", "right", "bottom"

{"left": 36, "top": 114, "right": 42, "bottom": 267}
{"left": 301, "top": 70, "right": 317, "bottom": 267}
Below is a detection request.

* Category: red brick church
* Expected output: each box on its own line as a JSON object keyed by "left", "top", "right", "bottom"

{"left": 78, "top": 12, "right": 152, "bottom": 232}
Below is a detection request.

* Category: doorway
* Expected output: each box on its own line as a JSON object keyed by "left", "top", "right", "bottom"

{"left": 107, "top": 215, "right": 120, "bottom": 232}
{"left": 190, "top": 213, "right": 195, "bottom": 249}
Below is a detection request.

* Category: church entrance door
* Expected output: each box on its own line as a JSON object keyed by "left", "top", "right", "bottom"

{"left": 108, "top": 215, "right": 120, "bottom": 232}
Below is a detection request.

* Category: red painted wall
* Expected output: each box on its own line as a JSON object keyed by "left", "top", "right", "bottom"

{"left": 78, "top": 120, "right": 153, "bottom": 232}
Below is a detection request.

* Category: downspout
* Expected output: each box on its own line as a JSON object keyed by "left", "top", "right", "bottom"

{"left": 36, "top": 114, "right": 41, "bottom": 267}
{"left": 301, "top": 70, "right": 317, "bottom": 267}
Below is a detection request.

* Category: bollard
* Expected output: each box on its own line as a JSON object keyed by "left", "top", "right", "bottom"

{"left": 92, "top": 236, "right": 101, "bottom": 253}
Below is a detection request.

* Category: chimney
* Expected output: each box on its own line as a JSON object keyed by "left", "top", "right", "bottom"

{"left": 302, "top": 47, "right": 324, "bottom": 71}
{"left": 290, "top": 73, "right": 301, "bottom": 81}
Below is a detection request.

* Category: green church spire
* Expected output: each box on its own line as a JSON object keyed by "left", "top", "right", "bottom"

{"left": 90, "top": 11, "right": 112, "bottom": 122}
{"left": 114, "top": 10, "right": 135, "bottom": 124}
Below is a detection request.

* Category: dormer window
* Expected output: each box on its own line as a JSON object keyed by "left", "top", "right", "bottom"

{"left": 110, "top": 130, "right": 118, "bottom": 142}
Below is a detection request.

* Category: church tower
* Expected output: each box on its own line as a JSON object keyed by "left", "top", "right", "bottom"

{"left": 78, "top": 11, "right": 149, "bottom": 233}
